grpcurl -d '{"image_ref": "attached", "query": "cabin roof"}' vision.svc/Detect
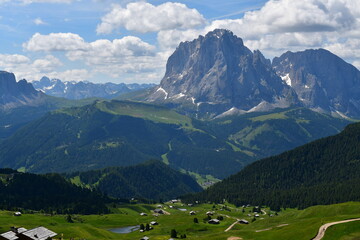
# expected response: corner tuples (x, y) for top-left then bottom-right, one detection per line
(20, 227), (57, 240)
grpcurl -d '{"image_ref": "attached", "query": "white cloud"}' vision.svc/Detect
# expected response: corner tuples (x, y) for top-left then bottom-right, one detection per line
(23, 33), (87, 52)
(33, 17), (46, 25)
(66, 36), (156, 64)
(0, 54), (64, 81)
(0, 54), (30, 65)
(32, 55), (63, 72)
(23, 32), (164, 83)
(96, 2), (205, 34)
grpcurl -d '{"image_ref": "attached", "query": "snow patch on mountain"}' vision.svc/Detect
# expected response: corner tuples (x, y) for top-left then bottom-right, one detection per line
(281, 74), (292, 86)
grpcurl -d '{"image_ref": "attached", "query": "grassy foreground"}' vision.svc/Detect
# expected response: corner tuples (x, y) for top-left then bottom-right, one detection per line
(0, 202), (359, 239)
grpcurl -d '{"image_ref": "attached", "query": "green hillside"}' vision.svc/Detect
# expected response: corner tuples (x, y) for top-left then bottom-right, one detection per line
(199, 107), (350, 159)
(0, 100), (251, 178)
(183, 122), (360, 209)
(0, 96), (99, 139)
(0, 169), (108, 214)
(68, 160), (202, 201)
(0, 101), (351, 182)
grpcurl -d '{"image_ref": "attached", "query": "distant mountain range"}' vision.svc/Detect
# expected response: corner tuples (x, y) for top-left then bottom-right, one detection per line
(0, 71), (97, 138)
(32, 76), (156, 100)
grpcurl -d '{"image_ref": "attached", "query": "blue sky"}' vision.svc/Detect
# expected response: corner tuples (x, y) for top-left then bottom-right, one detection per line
(0, 0), (359, 83)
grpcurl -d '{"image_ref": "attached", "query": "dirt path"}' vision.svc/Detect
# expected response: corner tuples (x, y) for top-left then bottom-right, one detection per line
(225, 220), (240, 232)
(255, 224), (289, 233)
(227, 237), (242, 240)
(312, 218), (360, 240)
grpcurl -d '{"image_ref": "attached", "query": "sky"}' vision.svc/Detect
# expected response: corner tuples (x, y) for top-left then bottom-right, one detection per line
(0, 0), (359, 84)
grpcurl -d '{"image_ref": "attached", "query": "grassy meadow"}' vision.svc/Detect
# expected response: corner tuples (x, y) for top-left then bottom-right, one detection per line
(1, 202), (360, 240)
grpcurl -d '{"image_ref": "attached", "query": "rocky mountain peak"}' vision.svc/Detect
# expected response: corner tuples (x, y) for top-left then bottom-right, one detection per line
(0, 71), (43, 110)
(147, 29), (298, 117)
(273, 49), (360, 118)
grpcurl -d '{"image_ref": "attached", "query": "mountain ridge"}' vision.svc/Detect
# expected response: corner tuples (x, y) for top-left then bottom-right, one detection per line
(0, 71), (46, 110)
(273, 48), (360, 118)
(146, 29), (299, 118)
(33, 76), (156, 100)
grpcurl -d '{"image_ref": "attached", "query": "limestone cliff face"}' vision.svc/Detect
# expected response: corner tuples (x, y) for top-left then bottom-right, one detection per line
(273, 49), (360, 118)
(0, 71), (44, 110)
(147, 29), (298, 117)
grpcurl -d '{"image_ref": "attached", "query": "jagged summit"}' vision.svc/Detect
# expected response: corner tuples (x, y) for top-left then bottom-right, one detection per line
(273, 48), (360, 118)
(32, 76), (155, 100)
(147, 29), (298, 118)
(0, 71), (43, 110)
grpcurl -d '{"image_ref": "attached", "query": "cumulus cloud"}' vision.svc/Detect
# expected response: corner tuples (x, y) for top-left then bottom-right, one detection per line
(96, 2), (205, 34)
(23, 33), (87, 51)
(0, 54), (64, 81)
(66, 36), (156, 64)
(23, 32), (163, 82)
(0, 54), (31, 65)
(32, 55), (63, 72)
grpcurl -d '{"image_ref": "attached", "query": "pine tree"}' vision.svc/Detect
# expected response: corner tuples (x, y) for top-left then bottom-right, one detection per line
(170, 229), (177, 238)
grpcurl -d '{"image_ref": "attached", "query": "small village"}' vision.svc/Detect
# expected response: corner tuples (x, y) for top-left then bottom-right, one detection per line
(0, 200), (279, 240)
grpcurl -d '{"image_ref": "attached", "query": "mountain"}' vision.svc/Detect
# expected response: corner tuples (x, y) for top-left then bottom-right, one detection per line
(33, 76), (156, 100)
(0, 169), (108, 214)
(68, 160), (202, 201)
(0, 100), (252, 179)
(0, 71), (45, 110)
(273, 49), (360, 118)
(183, 122), (360, 210)
(0, 71), (102, 139)
(146, 29), (298, 118)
